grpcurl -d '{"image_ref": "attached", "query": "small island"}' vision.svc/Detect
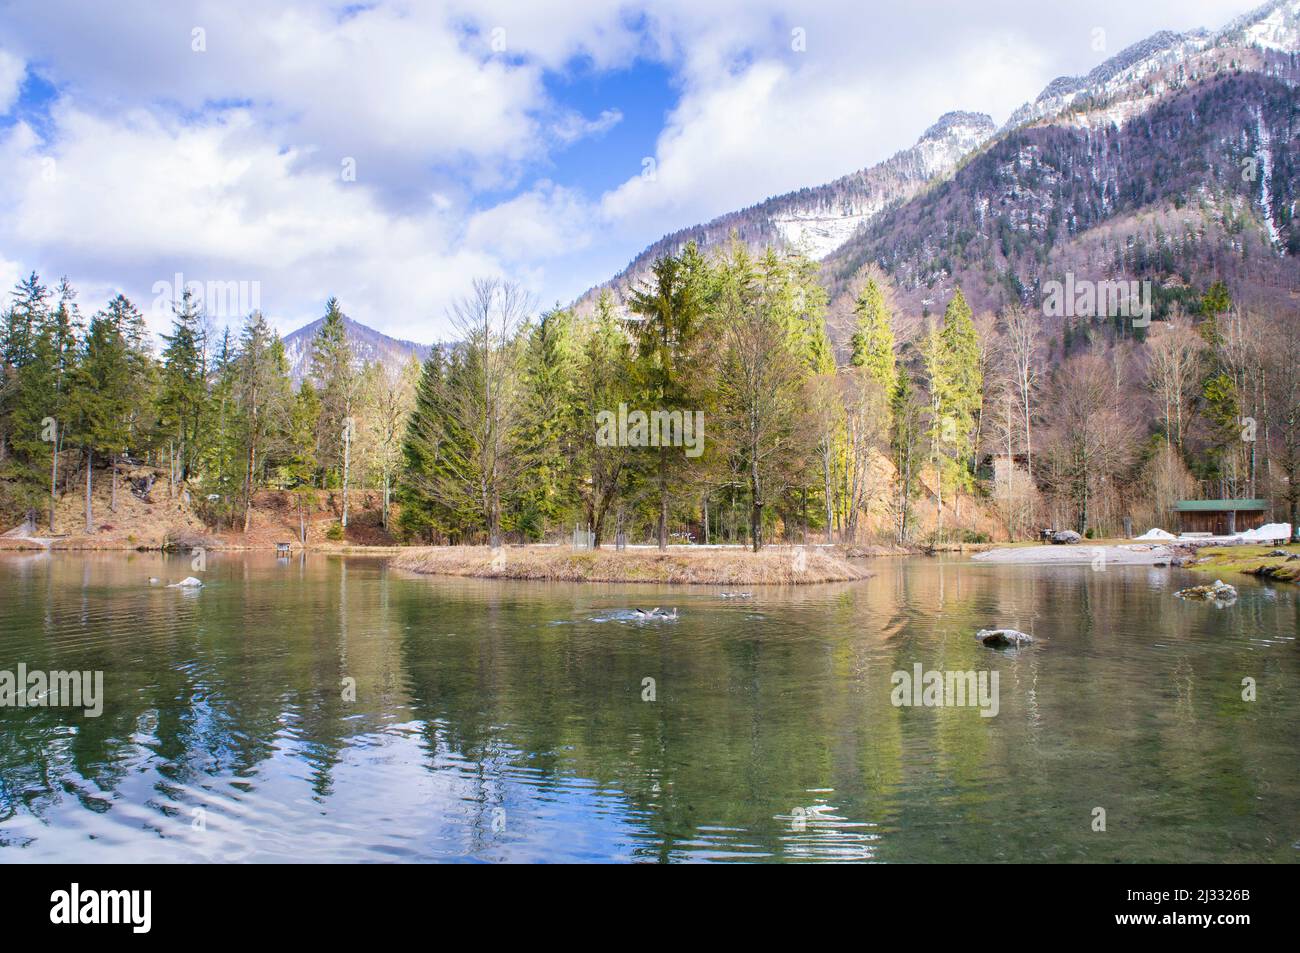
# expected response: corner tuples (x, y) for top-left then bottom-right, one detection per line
(389, 544), (868, 585)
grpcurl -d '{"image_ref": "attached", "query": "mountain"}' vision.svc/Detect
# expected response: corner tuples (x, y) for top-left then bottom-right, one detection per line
(578, 109), (996, 308)
(819, 0), (1300, 325)
(281, 314), (431, 383)
(582, 0), (1300, 344)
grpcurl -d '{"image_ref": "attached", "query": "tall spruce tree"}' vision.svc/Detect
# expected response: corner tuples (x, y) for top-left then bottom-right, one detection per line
(849, 278), (897, 392)
(157, 289), (208, 486)
(627, 243), (711, 550)
(924, 288), (983, 536)
(310, 297), (357, 526)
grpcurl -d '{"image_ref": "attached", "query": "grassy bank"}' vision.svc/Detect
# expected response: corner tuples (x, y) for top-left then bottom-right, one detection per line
(389, 544), (870, 585)
(1187, 543), (1300, 582)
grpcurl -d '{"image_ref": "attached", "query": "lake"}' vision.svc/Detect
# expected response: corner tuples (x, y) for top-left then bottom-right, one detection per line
(0, 551), (1296, 862)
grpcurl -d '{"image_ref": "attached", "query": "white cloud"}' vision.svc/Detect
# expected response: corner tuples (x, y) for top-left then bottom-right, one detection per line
(466, 181), (595, 263)
(0, 0), (1270, 342)
(0, 103), (503, 341)
(552, 107), (623, 145)
(0, 48), (24, 114)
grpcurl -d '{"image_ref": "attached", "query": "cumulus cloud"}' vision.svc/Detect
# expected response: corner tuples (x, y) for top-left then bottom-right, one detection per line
(0, 102), (502, 341)
(0, 0), (1268, 342)
(0, 48), (24, 114)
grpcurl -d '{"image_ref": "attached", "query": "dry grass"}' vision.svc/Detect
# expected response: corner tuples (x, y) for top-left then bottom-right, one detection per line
(389, 545), (870, 585)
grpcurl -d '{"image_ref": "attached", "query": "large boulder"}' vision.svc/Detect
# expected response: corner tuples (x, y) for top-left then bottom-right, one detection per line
(1051, 530), (1082, 545)
(976, 628), (1034, 648)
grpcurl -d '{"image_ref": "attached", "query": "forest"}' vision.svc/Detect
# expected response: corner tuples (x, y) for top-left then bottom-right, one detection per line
(1, 239), (1298, 550)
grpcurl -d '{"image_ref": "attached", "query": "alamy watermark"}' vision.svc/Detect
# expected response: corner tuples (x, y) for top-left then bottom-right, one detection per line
(891, 664), (999, 718)
(1, 663), (104, 717)
(151, 272), (261, 319)
(596, 403), (704, 458)
(50, 884), (150, 933)
(1042, 274), (1151, 328)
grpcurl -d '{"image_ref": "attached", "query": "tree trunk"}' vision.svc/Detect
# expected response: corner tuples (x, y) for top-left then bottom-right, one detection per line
(341, 423), (351, 529)
(823, 453), (834, 544)
(750, 499), (762, 553)
(84, 449), (93, 534)
(243, 443), (256, 533)
(49, 428), (59, 533)
(110, 453), (118, 513)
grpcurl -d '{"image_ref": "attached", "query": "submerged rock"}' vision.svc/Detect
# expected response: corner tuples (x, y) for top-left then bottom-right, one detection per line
(168, 576), (204, 589)
(976, 628), (1034, 648)
(1175, 579), (1237, 605)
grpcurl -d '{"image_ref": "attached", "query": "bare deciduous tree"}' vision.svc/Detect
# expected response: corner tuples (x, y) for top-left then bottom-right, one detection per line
(1144, 311), (1204, 452)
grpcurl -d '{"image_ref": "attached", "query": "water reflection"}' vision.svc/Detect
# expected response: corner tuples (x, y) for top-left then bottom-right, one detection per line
(0, 552), (1297, 862)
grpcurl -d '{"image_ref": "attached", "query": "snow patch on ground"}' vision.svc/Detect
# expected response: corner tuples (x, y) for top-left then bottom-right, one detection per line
(1255, 108), (1283, 247)
(1134, 528), (1177, 540)
(1237, 522), (1292, 541)
(972, 545), (1174, 565)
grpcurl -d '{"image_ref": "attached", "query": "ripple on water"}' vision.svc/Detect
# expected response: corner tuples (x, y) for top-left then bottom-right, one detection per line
(0, 553), (1297, 862)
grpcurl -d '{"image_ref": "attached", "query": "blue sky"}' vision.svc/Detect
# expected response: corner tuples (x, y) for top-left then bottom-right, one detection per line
(0, 0), (1264, 342)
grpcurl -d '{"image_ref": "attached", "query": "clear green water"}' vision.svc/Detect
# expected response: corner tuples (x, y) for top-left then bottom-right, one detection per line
(0, 551), (1296, 863)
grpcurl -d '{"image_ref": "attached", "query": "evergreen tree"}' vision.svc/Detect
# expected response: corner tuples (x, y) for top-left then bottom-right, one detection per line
(309, 297), (357, 524)
(232, 312), (293, 530)
(575, 291), (634, 546)
(849, 278), (897, 392)
(285, 380), (323, 488)
(627, 242), (712, 550)
(157, 290), (208, 484)
(67, 304), (136, 532)
(516, 305), (581, 539)
(924, 288), (983, 535)
(889, 368), (924, 544)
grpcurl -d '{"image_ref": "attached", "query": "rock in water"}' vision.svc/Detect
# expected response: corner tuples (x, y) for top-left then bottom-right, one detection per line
(168, 576), (204, 589)
(1174, 579), (1237, 605)
(976, 628), (1034, 648)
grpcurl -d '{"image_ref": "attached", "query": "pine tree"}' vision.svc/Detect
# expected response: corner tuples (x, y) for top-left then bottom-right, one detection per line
(285, 379), (323, 488)
(309, 297), (357, 525)
(925, 288), (984, 536)
(98, 295), (152, 512)
(889, 368), (924, 544)
(396, 344), (478, 542)
(397, 347), (449, 541)
(67, 304), (136, 533)
(1, 272), (51, 369)
(575, 291), (633, 546)
(232, 312), (292, 531)
(627, 243), (711, 550)
(516, 305), (581, 539)
(157, 290), (208, 486)
(849, 278), (897, 392)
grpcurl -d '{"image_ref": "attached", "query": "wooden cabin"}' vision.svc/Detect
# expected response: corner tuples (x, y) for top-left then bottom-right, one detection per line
(1174, 500), (1269, 535)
